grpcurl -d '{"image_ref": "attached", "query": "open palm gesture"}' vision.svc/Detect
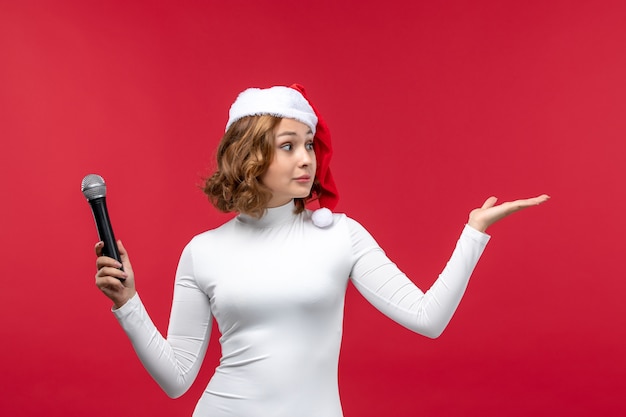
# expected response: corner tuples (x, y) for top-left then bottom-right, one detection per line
(468, 194), (550, 233)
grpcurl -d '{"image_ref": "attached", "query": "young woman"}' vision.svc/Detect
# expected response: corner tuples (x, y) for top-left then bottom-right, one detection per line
(95, 84), (549, 417)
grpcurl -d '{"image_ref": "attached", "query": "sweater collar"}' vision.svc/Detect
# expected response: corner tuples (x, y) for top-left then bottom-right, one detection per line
(236, 200), (297, 228)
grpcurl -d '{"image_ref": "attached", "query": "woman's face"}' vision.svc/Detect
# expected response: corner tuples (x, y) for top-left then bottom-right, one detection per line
(260, 118), (316, 208)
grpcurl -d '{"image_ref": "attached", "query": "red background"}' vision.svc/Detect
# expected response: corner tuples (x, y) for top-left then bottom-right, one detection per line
(1, 1), (625, 416)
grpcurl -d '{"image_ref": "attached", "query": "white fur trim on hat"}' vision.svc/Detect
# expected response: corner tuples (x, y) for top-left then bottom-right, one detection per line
(226, 86), (318, 134)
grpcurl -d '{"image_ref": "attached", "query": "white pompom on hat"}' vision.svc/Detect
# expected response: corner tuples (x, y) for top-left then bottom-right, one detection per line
(226, 86), (318, 135)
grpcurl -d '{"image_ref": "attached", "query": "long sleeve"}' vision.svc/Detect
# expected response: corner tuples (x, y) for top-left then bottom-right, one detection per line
(349, 220), (490, 338)
(112, 243), (213, 398)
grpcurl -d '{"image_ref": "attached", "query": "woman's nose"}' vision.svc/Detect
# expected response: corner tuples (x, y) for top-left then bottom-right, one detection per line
(298, 146), (313, 166)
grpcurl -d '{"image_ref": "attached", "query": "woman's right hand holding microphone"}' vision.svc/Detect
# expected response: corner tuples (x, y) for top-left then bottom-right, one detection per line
(95, 240), (136, 309)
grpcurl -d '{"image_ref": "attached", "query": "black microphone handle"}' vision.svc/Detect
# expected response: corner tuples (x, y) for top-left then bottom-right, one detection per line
(90, 197), (123, 269)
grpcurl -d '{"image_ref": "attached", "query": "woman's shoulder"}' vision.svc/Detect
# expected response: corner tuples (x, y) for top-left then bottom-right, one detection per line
(185, 216), (239, 246)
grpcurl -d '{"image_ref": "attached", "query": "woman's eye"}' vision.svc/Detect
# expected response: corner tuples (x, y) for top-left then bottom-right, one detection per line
(306, 142), (314, 151)
(280, 143), (293, 151)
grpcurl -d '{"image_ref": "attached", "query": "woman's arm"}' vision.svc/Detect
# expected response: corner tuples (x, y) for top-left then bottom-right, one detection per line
(349, 221), (488, 338)
(96, 241), (213, 398)
(348, 195), (549, 338)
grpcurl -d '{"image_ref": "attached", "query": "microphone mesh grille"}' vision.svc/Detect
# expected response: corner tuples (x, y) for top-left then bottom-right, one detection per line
(81, 174), (107, 201)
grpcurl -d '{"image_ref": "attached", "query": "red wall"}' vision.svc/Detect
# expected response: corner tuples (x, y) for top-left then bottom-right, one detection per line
(1, 1), (625, 416)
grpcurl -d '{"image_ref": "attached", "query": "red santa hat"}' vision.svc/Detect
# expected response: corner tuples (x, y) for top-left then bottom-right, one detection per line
(226, 84), (339, 220)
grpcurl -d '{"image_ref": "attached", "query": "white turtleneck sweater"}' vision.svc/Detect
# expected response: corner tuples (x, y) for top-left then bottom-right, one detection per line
(113, 201), (490, 416)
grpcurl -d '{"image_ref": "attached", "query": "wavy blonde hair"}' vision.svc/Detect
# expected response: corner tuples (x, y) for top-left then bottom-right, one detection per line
(204, 115), (320, 218)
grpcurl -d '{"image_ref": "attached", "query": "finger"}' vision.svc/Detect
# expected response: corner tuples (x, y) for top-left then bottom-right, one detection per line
(117, 240), (128, 261)
(96, 256), (123, 270)
(96, 273), (126, 289)
(532, 194), (550, 204)
(96, 265), (128, 281)
(96, 276), (126, 292)
(116, 240), (133, 273)
(94, 241), (104, 257)
(481, 196), (498, 209)
(514, 194), (551, 209)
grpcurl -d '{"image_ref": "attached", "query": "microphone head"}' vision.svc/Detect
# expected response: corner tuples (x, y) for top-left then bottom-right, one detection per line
(81, 174), (107, 201)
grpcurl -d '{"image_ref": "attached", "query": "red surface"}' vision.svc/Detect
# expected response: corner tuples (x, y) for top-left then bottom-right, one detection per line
(1, 1), (625, 416)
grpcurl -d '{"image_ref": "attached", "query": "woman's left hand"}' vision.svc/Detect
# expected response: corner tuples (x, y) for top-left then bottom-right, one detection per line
(468, 194), (550, 233)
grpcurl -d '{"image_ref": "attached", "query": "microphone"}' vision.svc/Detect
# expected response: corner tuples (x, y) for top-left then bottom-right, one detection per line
(81, 174), (124, 279)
